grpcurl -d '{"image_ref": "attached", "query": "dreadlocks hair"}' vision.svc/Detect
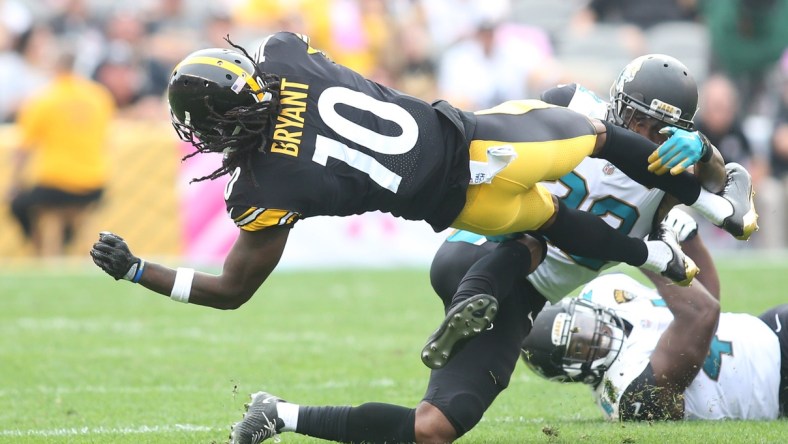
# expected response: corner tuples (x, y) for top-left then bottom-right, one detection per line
(185, 36), (282, 183)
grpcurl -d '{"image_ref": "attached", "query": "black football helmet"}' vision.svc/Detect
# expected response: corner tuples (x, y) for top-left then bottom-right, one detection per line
(168, 47), (270, 146)
(609, 54), (698, 131)
(521, 298), (625, 385)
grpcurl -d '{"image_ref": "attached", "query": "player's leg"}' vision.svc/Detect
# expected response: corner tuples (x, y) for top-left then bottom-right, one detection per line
(229, 391), (418, 444)
(422, 234), (544, 369)
(757, 304), (788, 417)
(228, 238), (542, 444)
(453, 166), (696, 278)
(418, 274), (546, 441)
(594, 120), (757, 240)
(227, 239), (501, 444)
(455, 101), (755, 240)
(452, 100), (601, 235)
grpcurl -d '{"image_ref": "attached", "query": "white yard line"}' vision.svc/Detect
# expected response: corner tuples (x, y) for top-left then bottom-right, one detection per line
(0, 424), (222, 437)
(0, 385), (214, 397)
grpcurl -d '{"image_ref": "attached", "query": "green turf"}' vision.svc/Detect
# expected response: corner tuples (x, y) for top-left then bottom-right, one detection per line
(1, 259), (787, 443)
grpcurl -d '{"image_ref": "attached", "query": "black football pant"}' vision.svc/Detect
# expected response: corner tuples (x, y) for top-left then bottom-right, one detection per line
(423, 238), (546, 435)
(294, 238), (545, 441)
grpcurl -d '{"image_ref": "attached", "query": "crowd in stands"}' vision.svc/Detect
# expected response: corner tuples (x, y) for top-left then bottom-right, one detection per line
(1, 0), (787, 251)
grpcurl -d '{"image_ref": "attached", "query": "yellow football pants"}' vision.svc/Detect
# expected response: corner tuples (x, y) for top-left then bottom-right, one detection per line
(451, 100), (598, 235)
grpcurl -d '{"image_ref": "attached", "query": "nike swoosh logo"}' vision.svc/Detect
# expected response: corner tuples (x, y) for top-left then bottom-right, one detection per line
(775, 314), (782, 333)
(262, 396), (278, 404)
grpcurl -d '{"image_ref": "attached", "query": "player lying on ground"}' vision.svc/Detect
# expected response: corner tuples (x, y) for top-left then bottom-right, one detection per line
(522, 213), (787, 420)
(421, 54), (757, 370)
(92, 35), (754, 313)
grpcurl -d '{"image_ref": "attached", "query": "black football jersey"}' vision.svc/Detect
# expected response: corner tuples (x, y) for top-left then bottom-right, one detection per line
(225, 32), (471, 232)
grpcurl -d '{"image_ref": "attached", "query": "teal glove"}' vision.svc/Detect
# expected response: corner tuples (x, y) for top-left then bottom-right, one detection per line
(647, 127), (712, 176)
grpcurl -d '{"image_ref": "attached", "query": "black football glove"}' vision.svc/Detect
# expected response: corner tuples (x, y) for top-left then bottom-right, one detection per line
(90, 231), (143, 281)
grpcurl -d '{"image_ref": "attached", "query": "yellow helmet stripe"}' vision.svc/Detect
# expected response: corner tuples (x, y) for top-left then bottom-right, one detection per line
(174, 56), (262, 92)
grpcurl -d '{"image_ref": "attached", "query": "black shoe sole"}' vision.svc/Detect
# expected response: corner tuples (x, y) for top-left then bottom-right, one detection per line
(421, 294), (498, 370)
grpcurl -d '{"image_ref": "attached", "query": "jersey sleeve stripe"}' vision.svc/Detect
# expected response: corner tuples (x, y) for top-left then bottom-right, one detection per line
(236, 208), (300, 231)
(234, 207), (265, 225)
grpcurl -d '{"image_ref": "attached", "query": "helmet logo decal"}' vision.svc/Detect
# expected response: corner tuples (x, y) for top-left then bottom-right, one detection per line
(231, 73), (248, 94)
(649, 99), (681, 121)
(613, 289), (635, 304)
(551, 313), (570, 345)
(615, 56), (645, 91)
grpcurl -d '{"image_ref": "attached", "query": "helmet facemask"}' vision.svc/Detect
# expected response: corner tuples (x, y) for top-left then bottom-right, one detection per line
(556, 299), (625, 385)
(522, 298), (625, 386)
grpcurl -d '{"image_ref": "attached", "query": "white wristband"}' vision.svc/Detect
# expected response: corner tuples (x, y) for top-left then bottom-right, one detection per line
(170, 267), (195, 303)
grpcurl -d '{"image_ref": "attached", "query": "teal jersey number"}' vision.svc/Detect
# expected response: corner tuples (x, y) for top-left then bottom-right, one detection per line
(702, 335), (733, 381)
(556, 171), (639, 270)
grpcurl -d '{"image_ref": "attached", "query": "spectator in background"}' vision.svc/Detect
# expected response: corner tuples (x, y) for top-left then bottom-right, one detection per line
(436, 17), (555, 110)
(91, 9), (168, 119)
(388, 9), (438, 102)
(0, 24), (52, 123)
(417, 0), (512, 51)
(694, 74), (783, 248)
(47, 0), (105, 78)
(695, 75), (753, 166)
(768, 68), (788, 247)
(92, 46), (146, 111)
(699, 0), (788, 115)
(8, 45), (115, 257)
(569, 0), (698, 64)
(572, 0), (698, 32)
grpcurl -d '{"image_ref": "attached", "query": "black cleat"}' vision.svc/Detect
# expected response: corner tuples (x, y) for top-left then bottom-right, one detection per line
(421, 294), (498, 370)
(229, 391), (285, 444)
(718, 162), (759, 241)
(649, 222), (699, 287)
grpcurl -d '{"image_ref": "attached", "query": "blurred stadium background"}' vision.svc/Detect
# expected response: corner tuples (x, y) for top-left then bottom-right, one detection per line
(1, 0), (787, 266)
(2, 1), (788, 443)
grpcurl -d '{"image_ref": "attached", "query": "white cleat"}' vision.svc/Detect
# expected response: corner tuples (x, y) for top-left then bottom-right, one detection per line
(719, 162), (759, 241)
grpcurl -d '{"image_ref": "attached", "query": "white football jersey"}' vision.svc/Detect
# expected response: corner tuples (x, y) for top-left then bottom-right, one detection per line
(582, 274), (781, 421)
(527, 85), (666, 301)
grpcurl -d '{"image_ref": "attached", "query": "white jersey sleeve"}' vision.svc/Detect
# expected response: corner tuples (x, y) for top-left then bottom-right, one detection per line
(527, 86), (666, 302)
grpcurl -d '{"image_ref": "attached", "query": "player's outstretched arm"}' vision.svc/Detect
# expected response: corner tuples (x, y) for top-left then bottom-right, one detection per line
(90, 228), (290, 309)
(640, 229), (720, 417)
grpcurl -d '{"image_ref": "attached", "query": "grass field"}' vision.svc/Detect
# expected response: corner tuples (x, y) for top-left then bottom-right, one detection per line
(1, 258), (787, 443)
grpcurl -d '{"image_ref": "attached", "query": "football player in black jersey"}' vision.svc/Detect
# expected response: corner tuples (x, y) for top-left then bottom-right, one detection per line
(91, 33), (750, 311)
(216, 52), (756, 444)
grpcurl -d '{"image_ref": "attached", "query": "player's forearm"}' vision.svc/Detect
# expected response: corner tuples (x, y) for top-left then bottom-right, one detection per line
(647, 269), (720, 391)
(646, 270), (720, 328)
(91, 230), (283, 310)
(136, 262), (255, 310)
(694, 146), (726, 194)
(680, 235), (720, 300)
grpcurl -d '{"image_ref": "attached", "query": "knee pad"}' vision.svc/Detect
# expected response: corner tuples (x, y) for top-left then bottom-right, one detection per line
(422, 370), (500, 436)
